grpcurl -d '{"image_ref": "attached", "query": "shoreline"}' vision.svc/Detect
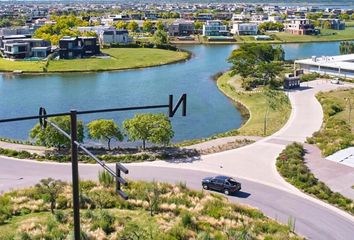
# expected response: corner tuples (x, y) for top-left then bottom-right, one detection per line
(0, 48), (192, 75)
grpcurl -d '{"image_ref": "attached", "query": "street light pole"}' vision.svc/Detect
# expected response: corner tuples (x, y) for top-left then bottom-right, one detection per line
(70, 110), (81, 240)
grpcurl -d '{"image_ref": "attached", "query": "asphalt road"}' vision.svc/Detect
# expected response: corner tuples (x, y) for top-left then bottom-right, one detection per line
(1, 157), (354, 240)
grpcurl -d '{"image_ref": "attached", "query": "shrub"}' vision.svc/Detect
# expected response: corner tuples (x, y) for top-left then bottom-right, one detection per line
(277, 143), (354, 215)
(98, 170), (114, 188)
(0, 196), (12, 224)
(300, 72), (320, 82)
(91, 210), (116, 234)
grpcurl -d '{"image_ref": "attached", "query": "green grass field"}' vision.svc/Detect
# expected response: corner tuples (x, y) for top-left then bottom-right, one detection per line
(268, 28), (354, 43)
(217, 72), (291, 136)
(0, 48), (189, 73)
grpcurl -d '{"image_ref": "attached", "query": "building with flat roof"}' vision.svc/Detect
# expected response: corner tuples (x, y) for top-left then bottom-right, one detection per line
(295, 54), (354, 79)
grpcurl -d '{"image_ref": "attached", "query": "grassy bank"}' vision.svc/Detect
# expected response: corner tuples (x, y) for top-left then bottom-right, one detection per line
(0, 179), (301, 239)
(0, 48), (190, 73)
(217, 72), (291, 136)
(268, 28), (354, 43)
(277, 143), (354, 215)
(307, 88), (354, 156)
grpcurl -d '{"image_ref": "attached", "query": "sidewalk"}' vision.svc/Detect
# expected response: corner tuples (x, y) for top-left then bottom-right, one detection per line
(304, 144), (354, 200)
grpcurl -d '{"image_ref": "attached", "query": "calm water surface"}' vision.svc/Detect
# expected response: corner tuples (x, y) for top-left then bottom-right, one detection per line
(0, 42), (342, 142)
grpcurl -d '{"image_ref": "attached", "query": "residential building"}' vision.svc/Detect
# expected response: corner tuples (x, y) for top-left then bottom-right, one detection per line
(295, 54), (354, 79)
(197, 13), (213, 21)
(285, 19), (318, 35)
(78, 26), (132, 45)
(168, 20), (195, 36)
(0, 27), (33, 37)
(202, 21), (228, 36)
(318, 19), (345, 30)
(0, 36), (51, 59)
(59, 36), (100, 59)
(231, 23), (258, 35)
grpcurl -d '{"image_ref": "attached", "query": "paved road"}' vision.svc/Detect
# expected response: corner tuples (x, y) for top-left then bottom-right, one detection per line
(1, 80), (354, 239)
(1, 157), (354, 240)
(131, 80), (354, 191)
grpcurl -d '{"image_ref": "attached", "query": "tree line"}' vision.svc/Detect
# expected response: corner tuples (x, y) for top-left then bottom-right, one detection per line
(30, 113), (174, 151)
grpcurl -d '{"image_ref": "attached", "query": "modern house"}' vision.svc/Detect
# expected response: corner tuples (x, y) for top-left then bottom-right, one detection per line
(317, 18), (345, 30)
(0, 36), (51, 59)
(197, 13), (213, 21)
(59, 36), (100, 59)
(168, 20), (195, 36)
(231, 23), (258, 35)
(202, 20), (228, 36)
(78, 26), (132, 45)
(295, 54), (354, 79)
(285, 19), (318, 35)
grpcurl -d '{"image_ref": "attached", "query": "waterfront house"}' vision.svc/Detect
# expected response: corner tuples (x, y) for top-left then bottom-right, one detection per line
(285, 19), (318, 35)
(231, 23), (258, 35)
(317, 18), (345, 30)
(168, 20), (195, 36)
(59, 36), (100, 59)
(78, 26), (132, 45)
(197, 13), (213, 22)
(202, 20), (228, 37)
(0, 36), (51, 59)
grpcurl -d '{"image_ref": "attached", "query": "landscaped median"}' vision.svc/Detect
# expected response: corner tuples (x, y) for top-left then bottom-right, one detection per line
(217, 71), (291, 136)
(0, 177), (302, 239)
(307, 88), (354, 156)
(0, 48), (190, 73)
(276, 143), (354, 215)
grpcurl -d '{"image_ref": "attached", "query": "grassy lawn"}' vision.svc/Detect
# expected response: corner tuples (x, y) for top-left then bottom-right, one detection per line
(0, 58), (45, 72)
(217, 72), (291, 136)
(0, 48), (189, 73)
(268, 28), (354, 43)
(308, 88), (354, 156)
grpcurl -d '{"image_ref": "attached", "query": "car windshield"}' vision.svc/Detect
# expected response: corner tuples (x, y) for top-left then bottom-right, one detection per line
(228, 178), (238, 185)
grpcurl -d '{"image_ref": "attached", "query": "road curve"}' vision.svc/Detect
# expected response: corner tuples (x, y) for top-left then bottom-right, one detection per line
(1, 157), (354, 240)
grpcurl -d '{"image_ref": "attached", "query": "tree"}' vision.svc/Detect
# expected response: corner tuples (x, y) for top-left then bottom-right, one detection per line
(36, 178), (65, 214)
(194, 21), (203, 30)
(87, 119), (123, 150)
(257, 61), (283, 86)
(127, 21), (139, 32)
(116, 21), (128, 30)
(228, 43), (284, 88)
(123, 113), (174, 150)
(153, 29), (169, 45)
(142, 20), (153, 32)
(30, 116), (84, 151)
(156, 20), (164, 31)
(144, 181), (161, 216)
(322, 20), (332, 29)
(339, 41), (354, 54)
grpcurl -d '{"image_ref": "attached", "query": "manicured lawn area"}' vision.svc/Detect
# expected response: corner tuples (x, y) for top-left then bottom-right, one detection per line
(268, 28), (354, 43)
(217, 72), (291, 136)
(308, 88), (354, 156)
(0, 58), (45, 72)
(0, 48), (190, 73)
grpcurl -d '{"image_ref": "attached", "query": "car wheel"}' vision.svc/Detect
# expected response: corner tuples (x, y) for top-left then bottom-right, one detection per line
(224, 189), (230, 195)
(203, 184), (208, 190)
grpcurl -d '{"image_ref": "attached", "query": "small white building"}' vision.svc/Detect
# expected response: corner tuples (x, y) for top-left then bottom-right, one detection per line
(231, 23), (258, 35)
(202, 20), (228, 36)
(295, 54), (354, 79)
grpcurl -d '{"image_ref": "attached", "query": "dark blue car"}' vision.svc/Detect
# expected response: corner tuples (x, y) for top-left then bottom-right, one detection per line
(202, 175), (241, 195)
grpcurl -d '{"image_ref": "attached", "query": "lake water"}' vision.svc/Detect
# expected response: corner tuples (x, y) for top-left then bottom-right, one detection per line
(0, 41), (342, 142)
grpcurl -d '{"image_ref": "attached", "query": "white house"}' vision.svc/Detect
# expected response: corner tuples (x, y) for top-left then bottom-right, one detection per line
(77, 26), (132, 45)
(231, 23), (258, 35)
(202, 20), (228, 36)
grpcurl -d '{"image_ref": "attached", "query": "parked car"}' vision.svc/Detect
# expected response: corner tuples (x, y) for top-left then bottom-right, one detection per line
(330, 78), (340, 84)
(202, 175), (241, 195)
